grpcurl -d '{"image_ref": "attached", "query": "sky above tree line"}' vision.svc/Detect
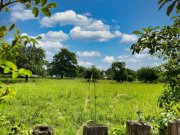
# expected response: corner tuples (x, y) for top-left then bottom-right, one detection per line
(1, 0), (175, 70)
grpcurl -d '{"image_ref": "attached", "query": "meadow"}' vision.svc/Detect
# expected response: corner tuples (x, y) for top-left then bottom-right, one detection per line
(0, 78), (163, 134)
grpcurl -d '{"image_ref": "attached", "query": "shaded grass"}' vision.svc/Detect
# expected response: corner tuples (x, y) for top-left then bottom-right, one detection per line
(0, 79), (163, 134)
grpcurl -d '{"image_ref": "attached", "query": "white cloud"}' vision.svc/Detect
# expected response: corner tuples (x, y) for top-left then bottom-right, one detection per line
(78, 61), (94, 68)
(37, 40), (64, 50)
(39, 31), (69, 42)
(37, 40), (65, 62)
(40, 10), (122, 42)
(120, 34), (138, 44)
(116, 53), (163, 70)
(40, 10), (90, 27)
(103, 56), (115, 63)
(70, 27), (120, 42)
(77, 51), (101, 57)
(10, 4), (36, 22)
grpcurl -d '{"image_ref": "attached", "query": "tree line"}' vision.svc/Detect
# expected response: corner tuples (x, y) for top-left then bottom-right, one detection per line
(0, 44), (164, 83)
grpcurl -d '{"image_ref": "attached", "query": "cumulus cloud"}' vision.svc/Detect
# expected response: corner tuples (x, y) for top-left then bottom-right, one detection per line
(40, 10), (123, 42)
(10, 4), (36, 22)
(76, 51), (101, 57)
(78, 61), (94, 68)
(103, 56), (115, 63)
(39, 31), (69, 42)
(70, 27), (120, 42)
(120, 34), (138, 44)
(40, 10), (90, 27)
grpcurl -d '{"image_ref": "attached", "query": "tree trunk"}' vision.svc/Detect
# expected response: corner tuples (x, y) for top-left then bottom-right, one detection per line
(83, 124), (108, 135)
(25, 75), (28, 82)
(61, 74), (63, 79)
(126, 121), (151, 135)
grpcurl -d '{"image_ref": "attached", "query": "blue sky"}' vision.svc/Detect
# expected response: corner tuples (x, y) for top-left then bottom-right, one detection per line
(1, 0), (174, 70)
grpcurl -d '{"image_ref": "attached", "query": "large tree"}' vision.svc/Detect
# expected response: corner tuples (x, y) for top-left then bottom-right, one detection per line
(108, 62), (127, 82)
(126, 68), (136, 82)
(84, 66), (102, 80)
(51, 48), (77, 79)
(16, 45), (46, 76)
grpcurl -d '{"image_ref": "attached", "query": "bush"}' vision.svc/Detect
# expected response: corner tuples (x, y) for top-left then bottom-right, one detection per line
(137, 67), (159, 82)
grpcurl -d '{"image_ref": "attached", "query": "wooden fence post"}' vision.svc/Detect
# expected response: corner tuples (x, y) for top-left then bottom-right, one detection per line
(32, 126), (53, 135)
(168, 120), (180, 135)
(126, 121), (151, 135)
(83, 124), (108, 135)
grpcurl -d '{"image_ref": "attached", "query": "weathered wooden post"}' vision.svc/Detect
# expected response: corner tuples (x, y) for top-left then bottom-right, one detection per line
(83, 124), (108, 135)
(168, 120), (180, 135)
(32, 126), (53, 135)
(126, 121), (151, 135)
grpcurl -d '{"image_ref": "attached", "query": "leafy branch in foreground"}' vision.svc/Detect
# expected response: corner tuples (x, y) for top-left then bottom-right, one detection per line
(0, 0), (57, 17)
(131, 0), (180, 111)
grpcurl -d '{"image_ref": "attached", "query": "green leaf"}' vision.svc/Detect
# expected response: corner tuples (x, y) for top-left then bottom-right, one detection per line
(35, 36), (42, 40)
(141, 28), (148, 32)
(4, 7), (9, 12)
(30, 38), (38, 45)
(9, 24), (15, 31)
(171, 16), (177, 19)
(132, 31), (143, 35)
(166, 1), (176, 16)
(20, 0), (28, 3)
(32, 7), (39, 17)
(0, 26), (7, 38)
(35, 0), (40, 5)
(26, 3), (31, 9)
(4, 61), (17, 71)
(42, 7), (51, 16)
(25, 70), (32, 77)
(12, 72), (18, 79)
(46, 2), (57, 8)
(41, 0), (47, 7)
(19, 68), (32, 77)
(158, 0), (168, 10)
(158, 0), (164, 5)
(4, 67), (10, 74)
(18, 68), (26, 75)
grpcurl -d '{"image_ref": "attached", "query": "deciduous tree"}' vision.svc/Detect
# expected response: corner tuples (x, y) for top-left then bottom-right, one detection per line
(51, 48), (77, 79)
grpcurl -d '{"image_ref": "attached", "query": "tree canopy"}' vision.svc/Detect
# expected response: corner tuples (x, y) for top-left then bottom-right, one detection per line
(50, 48), (78, 79)
(137, 67), (159, 83)
(108, 62), (127, 82)
(16, 45), (46, 76)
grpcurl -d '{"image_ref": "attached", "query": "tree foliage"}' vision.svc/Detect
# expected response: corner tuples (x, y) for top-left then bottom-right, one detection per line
(126, 68), (136, 82)
(16, 45), (46, 76)
(137, 67), (159, 83)
(131, 0), (180, 111)
(108, 62), (127, 82)
(50, 48), (78, 79)
(0, 0), (57, 78)
(84, 66), (102, 80)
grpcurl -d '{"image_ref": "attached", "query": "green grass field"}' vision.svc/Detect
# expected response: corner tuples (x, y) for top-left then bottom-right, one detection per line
(0, 79), (163, 134)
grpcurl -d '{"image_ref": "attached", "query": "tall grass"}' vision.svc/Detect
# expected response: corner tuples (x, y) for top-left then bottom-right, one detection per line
(0, 79), (163, 134)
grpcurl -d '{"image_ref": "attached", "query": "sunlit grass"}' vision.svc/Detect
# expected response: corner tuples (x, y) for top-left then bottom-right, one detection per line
(1, 79), (163, 134)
